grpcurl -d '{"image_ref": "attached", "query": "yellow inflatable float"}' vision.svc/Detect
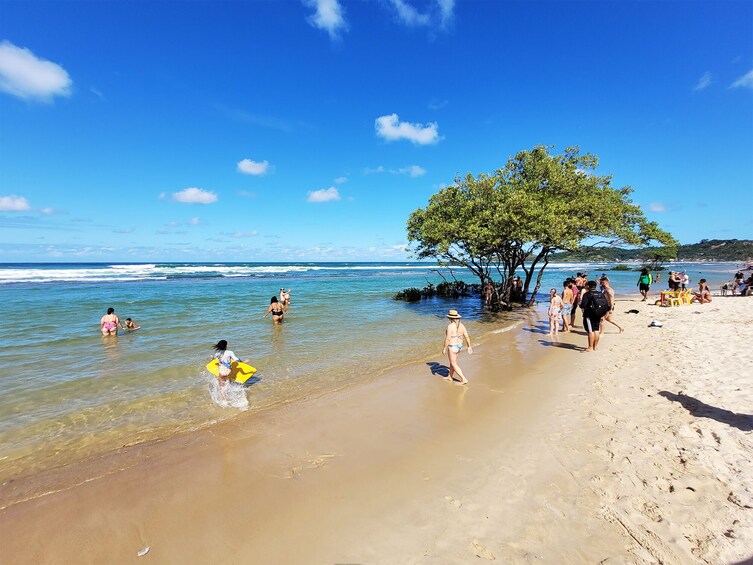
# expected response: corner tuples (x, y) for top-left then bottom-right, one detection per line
(205, 359), (257, 384)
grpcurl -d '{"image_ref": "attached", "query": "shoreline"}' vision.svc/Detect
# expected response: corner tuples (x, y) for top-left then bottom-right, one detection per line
(0, 306), (537, 490)
(2, 296), (752, 563)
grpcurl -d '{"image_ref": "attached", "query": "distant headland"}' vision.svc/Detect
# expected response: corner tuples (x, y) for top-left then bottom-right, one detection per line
(552, 239), (753, 263)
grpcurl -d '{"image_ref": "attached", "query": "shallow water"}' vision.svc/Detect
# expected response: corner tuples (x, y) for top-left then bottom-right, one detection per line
(0, 261), (741, 479)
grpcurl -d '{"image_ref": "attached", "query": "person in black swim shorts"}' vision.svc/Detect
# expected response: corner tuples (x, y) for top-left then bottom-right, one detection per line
(579, 281), (602, 352)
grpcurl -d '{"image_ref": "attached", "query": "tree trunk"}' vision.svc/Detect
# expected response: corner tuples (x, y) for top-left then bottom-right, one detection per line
(526, 255), (550, 306)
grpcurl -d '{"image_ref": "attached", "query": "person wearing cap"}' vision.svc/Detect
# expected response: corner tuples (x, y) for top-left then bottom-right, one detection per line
(280, 288), (291, 309)
(442, 309), (473, 384)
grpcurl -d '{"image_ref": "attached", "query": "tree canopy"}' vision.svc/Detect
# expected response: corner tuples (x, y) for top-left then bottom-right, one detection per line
(406, 145), (678, 307)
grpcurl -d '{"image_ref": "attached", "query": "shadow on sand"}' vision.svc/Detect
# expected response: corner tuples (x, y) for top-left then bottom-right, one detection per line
(426, 361), (450, 378)
(537, 339), (584, 351)
(522, 324), (550, 335)
(658, 391), (753, 432)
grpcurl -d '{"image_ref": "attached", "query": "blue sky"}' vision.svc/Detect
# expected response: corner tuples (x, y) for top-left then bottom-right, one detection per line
(0, 0), (751, 262)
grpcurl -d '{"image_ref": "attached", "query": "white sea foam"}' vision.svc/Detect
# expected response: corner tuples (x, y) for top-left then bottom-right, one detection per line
(0, 262), (437, 284)
(208, 379), (249, 410)
(492, 322), (522, 334)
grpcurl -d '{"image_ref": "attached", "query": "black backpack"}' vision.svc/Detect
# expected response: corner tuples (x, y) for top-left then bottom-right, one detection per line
(586, 290), (611, 318)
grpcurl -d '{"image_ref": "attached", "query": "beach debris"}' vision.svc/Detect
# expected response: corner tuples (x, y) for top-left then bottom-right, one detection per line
(137, 547), (150, 557)
(648, 320), (663, 328)
(626, 309), (640, 314)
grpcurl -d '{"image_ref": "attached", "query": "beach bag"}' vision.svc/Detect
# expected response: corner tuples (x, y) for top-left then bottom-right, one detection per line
(586, 290), (611, 318)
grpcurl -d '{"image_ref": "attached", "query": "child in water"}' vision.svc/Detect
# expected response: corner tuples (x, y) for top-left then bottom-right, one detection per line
(212, 340), (250, 407)
(123, 318), (140, 331)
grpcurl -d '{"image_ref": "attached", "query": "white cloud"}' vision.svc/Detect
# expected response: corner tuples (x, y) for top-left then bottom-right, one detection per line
(693, 72), (712, 91)
(40, 207), (54, 215)
(189, 217), (200, 225)
(237, 158), (270, 175)
(375, 113), (440, 145)
(387, 0), (454, 28)
(334, 176), (348, 184)
(307, 186), (341, 203)
(364, 166), (387, 175)
(0, 195), (31, 211)
(230, 230), (258, 238)
(436, 0), (455, 26)
(304, 0), (347, 39)
(172, 187), (218, 204)
(0, 41), (72, 102)
(730, 68), (753, 89)
(649, 202), (666, 213)
(390, 0), (430, 26)
(398, 165), (427, 177)
(365, 165), (426, 177)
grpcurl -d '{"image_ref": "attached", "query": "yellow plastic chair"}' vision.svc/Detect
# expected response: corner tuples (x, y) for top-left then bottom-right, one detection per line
(668, 291), (682, 307)
(681, 290), (693, 305)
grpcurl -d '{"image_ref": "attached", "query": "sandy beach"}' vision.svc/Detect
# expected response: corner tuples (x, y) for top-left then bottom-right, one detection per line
(1, 294), (751, 564)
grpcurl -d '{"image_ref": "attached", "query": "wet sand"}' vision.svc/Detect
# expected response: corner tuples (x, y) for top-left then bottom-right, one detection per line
(1, 296), (751, 563)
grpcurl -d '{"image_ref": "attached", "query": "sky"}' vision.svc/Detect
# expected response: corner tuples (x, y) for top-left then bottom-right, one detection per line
(0, 0), (751, 263)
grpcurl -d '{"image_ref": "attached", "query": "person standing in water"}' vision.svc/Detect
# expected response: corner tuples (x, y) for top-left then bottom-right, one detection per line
(212, 340), (249, 404)
(100, 307), (124, 336)
(263, 296), (285, 323)
(280, 288), (291, 309)
(442, 309), (472, 385)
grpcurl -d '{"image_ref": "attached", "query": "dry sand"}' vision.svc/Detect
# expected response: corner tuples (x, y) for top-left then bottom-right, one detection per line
(1, 295), (751, 564)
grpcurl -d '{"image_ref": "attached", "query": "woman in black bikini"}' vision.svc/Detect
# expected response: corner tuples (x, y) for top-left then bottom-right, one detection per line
(263, 296), (285, 323)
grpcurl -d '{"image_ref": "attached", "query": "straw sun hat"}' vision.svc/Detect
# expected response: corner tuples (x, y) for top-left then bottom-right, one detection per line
(447, 309), (462, 319)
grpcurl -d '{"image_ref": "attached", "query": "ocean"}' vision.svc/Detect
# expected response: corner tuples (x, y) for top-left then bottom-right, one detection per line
(0, 261), (742, 481)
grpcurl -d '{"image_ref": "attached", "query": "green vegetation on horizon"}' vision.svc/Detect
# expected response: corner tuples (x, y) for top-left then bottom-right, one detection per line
(552, 239), (753, 262)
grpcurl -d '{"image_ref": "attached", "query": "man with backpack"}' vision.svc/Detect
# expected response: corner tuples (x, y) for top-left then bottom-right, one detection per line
(579, 280), (611, 352)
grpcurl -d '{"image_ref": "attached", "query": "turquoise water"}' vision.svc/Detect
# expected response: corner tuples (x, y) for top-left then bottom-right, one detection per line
(0, 261), (741, 480)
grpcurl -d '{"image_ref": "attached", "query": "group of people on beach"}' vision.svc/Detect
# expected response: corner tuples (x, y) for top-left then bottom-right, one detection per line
(99, 308), (140, 335)
(547, 272), (622, 352)
(723, 271), (753, 296)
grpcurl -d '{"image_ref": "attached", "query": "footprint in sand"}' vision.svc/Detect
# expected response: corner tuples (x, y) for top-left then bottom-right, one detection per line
(471, 540), (496, 560)
(445, 495), (462, 508)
